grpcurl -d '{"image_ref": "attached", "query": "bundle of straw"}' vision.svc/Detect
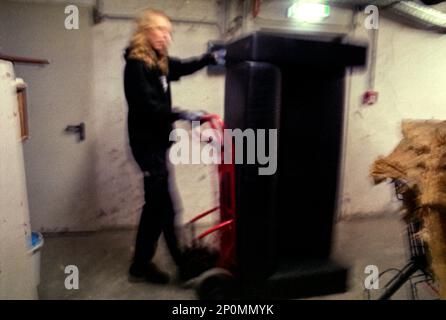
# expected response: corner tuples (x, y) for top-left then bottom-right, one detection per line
(370, 120), (446, 299)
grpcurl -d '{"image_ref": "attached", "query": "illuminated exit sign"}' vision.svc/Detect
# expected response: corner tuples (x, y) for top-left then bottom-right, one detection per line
(287, 1), (331, 22)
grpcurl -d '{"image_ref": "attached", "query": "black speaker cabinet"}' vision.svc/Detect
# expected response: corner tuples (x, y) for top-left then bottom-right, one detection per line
(223, 32), (367, 299)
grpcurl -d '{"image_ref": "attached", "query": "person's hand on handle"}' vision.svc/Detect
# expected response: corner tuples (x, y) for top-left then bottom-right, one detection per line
(212, 49), (226, 66)
(203, 49), (226, 66)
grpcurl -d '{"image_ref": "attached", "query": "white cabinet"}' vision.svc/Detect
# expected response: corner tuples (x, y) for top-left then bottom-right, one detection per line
(0, 59), (37, 299)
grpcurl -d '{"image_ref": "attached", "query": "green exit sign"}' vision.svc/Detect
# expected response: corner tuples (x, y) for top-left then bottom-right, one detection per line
(287, 1), (331, 22)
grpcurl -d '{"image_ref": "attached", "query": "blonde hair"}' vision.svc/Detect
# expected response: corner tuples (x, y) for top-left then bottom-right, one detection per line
(128, 9), (170, 75)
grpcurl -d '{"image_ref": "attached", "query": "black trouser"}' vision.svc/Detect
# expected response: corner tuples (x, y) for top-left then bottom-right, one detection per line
(131, 148), (182, 267)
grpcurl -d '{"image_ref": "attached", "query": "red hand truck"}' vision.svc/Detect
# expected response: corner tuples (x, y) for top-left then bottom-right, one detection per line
(181, 114), (238, 298)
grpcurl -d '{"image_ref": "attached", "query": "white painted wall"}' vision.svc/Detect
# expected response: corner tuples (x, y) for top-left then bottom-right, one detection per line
(340, 11), (446, 219)
(0, 2), (103, 232)
(0, 60), (37, 299)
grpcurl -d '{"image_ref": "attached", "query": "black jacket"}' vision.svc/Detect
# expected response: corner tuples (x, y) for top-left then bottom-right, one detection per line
(123, 48), (214, 153)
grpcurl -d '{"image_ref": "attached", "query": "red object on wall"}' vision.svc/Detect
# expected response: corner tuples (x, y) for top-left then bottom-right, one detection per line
(253, 0), (261, 18)
(363, 90), (379, 105)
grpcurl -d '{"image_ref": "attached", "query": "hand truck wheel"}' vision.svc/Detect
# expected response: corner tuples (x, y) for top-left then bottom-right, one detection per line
(196, 268), (235, 300)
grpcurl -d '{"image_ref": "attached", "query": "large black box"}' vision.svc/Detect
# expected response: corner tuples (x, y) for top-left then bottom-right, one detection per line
(224, 32), (367, 298)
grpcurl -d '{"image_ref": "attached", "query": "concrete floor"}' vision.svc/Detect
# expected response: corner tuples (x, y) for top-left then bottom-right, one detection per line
(37, 214), (438, 300)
